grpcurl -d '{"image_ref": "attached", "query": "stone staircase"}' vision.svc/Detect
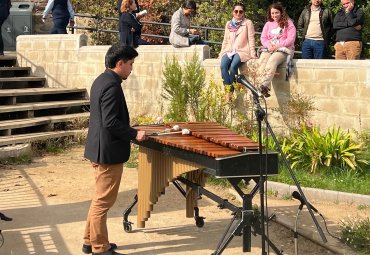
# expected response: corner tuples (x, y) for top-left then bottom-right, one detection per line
(0, 54), (90, 149)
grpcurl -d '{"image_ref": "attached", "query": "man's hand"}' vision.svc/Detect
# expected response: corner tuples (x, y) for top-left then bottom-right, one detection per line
(136, 130), (146, 142)
(345, 1), (354, 13)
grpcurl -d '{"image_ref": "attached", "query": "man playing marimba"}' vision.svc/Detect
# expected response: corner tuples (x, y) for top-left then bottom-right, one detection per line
(82, 44), (145, 255)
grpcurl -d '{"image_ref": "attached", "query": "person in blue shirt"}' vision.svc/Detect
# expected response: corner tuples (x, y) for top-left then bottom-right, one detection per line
(42, 0), (75, 34)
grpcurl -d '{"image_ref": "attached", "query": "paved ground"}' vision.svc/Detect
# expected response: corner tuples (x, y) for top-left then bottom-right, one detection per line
(0, 146), (362, 255)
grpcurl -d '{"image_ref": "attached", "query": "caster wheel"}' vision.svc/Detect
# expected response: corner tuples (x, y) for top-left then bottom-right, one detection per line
(195, 217), (204, 228)
(123, 222), (132, 233)
(0, 231), (4, 248)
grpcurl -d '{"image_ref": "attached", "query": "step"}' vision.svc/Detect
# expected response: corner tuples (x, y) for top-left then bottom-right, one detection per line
(0, 99), (90, 113)
(0, 55), (17, 67)
(0, 130), (87, 147)
(0, 112), (90, 136)
(0, 67), (31, 77)
(0, 87), (87, 96)
(0, 88), (88, 105)
(0, 77), (46, 89)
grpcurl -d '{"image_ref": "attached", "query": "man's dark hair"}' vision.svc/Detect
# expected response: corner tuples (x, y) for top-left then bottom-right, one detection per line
(105, 43), (139, 68)
(182, 0), (196, 11)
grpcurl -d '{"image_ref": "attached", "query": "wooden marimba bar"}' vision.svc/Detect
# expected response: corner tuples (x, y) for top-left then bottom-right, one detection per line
(133, 122), (265, 228)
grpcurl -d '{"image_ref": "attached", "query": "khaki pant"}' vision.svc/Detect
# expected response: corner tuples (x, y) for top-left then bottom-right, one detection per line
(83, 163), (124, 254)
(257, 51), (288, 88)
(334, 41), (362, 60)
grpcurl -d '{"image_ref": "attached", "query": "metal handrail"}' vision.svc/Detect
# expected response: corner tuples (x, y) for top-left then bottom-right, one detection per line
(72, 13), (369, 52)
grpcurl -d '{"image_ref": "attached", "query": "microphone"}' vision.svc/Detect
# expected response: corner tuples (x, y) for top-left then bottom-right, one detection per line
(292, 191), (319, 213)
(236, 74), (261, 97)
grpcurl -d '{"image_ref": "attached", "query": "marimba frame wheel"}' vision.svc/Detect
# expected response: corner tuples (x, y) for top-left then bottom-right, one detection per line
(195, 216), (205, 228)
(0, 230), (4, 248)
(123, 222), (133, 233)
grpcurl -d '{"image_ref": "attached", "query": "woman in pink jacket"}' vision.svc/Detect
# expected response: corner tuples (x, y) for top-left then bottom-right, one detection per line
(257, 2), (296, 97)
(219, 2), (256, 92)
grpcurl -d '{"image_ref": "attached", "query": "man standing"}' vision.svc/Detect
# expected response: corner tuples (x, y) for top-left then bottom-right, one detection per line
(83, 44), (145, 255)
(333, 0), (364, 60)
(297, 0), (333, 59)
(0, 0), (11, 55)
(42, 0), (75, 34)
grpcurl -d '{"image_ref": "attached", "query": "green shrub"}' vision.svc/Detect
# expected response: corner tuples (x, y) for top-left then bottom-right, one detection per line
(282, 125), (369, 173)
(340, 216), (370, 253)
(161, 55), (187, 122)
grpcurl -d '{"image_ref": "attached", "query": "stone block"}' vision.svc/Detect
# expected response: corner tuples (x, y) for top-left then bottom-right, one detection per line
(315, 69), (343, 82)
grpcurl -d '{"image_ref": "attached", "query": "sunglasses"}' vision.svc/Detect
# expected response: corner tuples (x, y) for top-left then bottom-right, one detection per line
(233, 10), (244, 14)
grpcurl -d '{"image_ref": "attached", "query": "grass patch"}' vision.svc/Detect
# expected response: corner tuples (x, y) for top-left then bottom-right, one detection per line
(340, 216), (370, 254)
(270, 164), (370, 195)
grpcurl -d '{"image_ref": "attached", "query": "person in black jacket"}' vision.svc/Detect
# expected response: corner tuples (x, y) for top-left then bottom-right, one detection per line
(82, 44), (145, 255)
(119, 0), (142, 48)
(42, 0), (75, 34)
(333, 0), (364, 59)
(297, 0), (333, 59)
(0, 0), (11, 55)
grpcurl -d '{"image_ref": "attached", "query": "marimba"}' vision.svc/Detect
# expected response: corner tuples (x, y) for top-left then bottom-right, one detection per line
(123, 122), (279, 254)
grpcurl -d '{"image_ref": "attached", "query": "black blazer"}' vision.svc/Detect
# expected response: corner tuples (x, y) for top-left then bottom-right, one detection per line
(84, 69), (137, 164)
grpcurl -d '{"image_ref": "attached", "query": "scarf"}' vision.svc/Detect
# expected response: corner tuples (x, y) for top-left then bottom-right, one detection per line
(227, 18), (244, 32)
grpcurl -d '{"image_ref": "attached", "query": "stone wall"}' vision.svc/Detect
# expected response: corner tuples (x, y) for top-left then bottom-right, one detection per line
(16, 34), (370, 131)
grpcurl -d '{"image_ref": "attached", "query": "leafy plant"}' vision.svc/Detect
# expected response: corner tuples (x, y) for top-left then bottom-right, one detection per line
(282, 125), (369, 173)
(183, 52), (206, 121)
(161, 52), (207, 122)
(161, 55), (187, 122)
(340, 216), (370, 254)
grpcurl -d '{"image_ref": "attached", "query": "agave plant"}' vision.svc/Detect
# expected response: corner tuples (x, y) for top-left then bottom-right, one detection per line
(282, 125), (369, 173)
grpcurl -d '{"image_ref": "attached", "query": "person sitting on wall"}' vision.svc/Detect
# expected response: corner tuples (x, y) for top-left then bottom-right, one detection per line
(169, 0), (205, 47)
(42, 0), (75, 34)
(256, 2), (296, 98)
(219, 2), (256, 94)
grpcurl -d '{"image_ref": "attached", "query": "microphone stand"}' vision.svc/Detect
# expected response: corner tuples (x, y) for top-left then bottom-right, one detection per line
(293, 202), (304, 255)
(252, 94), (268, 255)
(252, 95), (328, 246)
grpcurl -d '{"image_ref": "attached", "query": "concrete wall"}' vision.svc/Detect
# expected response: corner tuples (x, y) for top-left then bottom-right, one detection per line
(16, 34), (370, 131)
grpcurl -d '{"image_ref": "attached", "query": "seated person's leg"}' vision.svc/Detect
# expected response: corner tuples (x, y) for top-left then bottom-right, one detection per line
(229, 54), (241, 84)
(220, 54), (232, 86)
(263, 51), (286, 85)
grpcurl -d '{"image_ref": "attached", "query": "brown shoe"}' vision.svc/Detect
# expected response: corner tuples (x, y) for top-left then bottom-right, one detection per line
(259, 85), (271, 98)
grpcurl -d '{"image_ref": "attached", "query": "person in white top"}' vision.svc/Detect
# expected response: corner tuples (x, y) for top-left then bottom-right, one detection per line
(42, 0), (75, 34)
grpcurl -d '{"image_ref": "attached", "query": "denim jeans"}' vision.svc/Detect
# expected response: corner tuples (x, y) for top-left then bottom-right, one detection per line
(301, 39), (326, 59)
(220, 53), (241, 86)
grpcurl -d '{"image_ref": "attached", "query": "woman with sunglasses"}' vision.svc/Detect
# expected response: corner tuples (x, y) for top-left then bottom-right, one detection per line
(220, 2), (256, 93)
(257, 2), (296, 97)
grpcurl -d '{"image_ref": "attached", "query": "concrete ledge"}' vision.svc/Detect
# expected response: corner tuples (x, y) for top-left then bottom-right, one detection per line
(267, 181), (370, 205)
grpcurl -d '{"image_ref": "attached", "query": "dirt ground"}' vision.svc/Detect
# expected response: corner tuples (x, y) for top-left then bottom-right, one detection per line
(0, 145), (369, 255)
